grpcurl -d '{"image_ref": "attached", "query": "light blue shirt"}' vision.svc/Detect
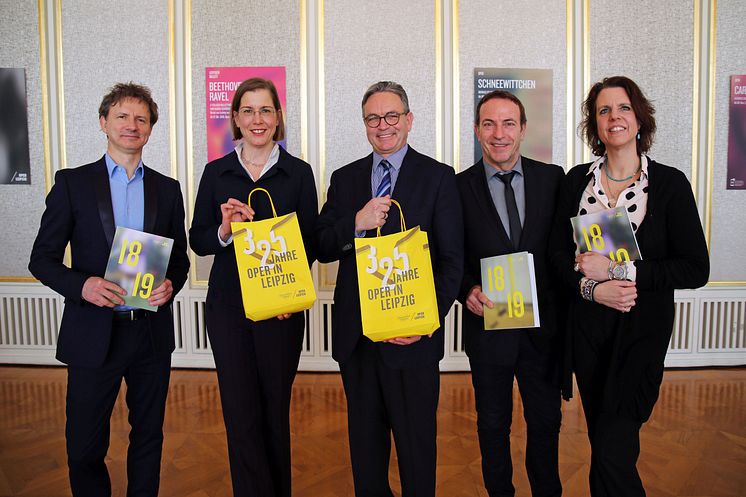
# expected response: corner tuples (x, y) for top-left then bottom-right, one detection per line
(105, 153), (145, 310)
(105, 153), (145, 231)
(484, 156), (526, 238)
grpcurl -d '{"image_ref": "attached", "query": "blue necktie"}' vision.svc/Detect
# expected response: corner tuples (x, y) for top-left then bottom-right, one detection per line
(375, 160), (392, 197)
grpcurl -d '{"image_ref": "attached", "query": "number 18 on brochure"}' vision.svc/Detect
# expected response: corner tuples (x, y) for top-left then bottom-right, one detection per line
(104, 227), (174, 311)
(479, 252), (540, 330)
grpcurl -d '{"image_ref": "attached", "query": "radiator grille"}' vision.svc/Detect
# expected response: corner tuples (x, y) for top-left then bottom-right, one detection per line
(191, 298), (212, 352)
(1, 290), (744, 368)
(320, 301), (333, 355)
(669, 299), (693, 352)
(173, 298), (185, 352)
(700, 299), (746, 351)
(0, 295), (60, 347)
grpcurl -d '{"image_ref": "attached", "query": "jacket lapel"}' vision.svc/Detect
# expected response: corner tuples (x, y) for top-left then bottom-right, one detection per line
(93, 158), (116, 248)
(142, 165), (158, 234)
(353, 155), (377, 237)
(519, 158), (539, 250)
(470, 161), (512, 248)
(388, 148), (417, 231)
(635, 156), (656, 240)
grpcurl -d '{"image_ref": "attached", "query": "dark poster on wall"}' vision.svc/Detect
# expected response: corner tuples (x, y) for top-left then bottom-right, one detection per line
(727, 75), (746, 190)
(0, 68), (31, 184)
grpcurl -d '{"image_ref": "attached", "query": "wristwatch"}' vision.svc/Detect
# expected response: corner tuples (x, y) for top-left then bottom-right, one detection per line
(609, 262), (628, 281)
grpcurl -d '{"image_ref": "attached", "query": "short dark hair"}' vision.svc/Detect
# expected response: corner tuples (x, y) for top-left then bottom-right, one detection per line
(361, 81), (410, 115)
(580, 75), (656, 156)
(98, 82), (158, 125)
(474, 90), (527, 126)
(230, 78), (285, 142)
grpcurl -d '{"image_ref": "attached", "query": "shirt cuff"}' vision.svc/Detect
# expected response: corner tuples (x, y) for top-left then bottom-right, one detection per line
(218, 226), (233, 247)
(354, 230), (366, 238)
(627, 261), (637, 282)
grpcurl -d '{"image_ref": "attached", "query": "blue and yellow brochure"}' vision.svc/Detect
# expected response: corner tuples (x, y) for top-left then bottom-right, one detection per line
(480, 251), (540, 330)
(570, 206), (642, 262)
(104, 227), (173, 311)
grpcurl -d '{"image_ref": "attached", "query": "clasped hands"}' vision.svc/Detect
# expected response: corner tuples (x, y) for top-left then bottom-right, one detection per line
(575, 252), (637, 313)
(81, 277), (174, 308)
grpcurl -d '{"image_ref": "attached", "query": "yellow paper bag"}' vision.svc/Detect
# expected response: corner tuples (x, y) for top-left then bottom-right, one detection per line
(355, 200), (440, 341)
(231, 188), (316, 321)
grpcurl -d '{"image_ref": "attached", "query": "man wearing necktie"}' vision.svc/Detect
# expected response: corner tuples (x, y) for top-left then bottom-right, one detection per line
(456, 90), (564, 497)
(316, 81), (463, 497)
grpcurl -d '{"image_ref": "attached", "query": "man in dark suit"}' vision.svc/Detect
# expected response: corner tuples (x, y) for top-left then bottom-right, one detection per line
(29, 82), (189, 497)
(458, 90), (563, 497)
(316, 81), (463, 497)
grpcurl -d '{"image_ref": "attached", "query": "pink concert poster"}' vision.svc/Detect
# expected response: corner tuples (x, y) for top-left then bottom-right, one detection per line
(727, 75), (746, 190)
(205, 66), (286, 162)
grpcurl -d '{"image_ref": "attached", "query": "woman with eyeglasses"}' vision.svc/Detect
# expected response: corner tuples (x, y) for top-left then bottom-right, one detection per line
(550, 76), (709, 496)
(190, 77), (317, 497)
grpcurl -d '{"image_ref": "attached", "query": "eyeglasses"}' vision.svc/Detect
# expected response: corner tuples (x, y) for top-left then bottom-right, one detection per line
(239, 107), (277, 119)
(364, 112), (406, 128)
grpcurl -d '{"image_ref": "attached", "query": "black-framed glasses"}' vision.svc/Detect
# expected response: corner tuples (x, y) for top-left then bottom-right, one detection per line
(364, 112), (406, 128)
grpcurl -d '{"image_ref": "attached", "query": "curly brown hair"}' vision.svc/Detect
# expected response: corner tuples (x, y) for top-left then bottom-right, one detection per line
(98, 82), (158, 125)
(580, 76), (656, 157)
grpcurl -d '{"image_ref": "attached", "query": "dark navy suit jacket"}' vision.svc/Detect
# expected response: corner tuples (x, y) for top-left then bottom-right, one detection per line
(29, 156), (190, 368)
(316, 146), (464, 368)
(457, 156), (564, 366)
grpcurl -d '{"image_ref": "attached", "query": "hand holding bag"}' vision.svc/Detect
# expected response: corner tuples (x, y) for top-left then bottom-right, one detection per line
(354, 199), (440, 341)
(231, 187), (316, 321)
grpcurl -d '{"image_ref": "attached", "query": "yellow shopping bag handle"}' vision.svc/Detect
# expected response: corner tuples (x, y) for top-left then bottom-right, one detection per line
(247, 187), (278, 218)
(375, 199), (406, 237)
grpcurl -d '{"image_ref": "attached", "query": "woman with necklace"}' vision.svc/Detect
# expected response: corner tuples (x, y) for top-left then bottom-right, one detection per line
(190, 78), (318, 497)
(550, 76), (709, 496)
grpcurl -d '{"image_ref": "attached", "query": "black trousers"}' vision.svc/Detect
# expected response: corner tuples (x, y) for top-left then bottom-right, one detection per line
(206, 291), (304, 497)
(66, 317), (171, 497)
(339, 337), (440, 497)
(469, 333), (562, 497)
(574, 324), (645, 497)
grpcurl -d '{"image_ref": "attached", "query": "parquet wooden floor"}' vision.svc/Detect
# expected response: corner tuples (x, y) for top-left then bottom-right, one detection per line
(0, 367), (744, 496)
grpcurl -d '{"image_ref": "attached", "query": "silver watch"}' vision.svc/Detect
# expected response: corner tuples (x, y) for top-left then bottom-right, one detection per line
(610, 262), (628, 281)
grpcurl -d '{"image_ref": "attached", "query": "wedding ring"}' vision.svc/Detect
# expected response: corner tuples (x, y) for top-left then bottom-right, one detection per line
(573, 262), (580, 272)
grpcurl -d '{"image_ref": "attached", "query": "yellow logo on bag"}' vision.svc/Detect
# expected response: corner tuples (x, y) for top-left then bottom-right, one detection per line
(355, 199), (439, 341)
(232, 188), (316, 321)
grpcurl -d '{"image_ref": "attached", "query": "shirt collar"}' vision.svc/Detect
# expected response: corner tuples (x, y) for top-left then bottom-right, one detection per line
(373, 144), (408, 172)
(588, 154), (649, 181)
(483, 155), (523, 180)
(105, 153), (144, 180)
(234, 142), (280, 168)
(221, 142), (285, 177)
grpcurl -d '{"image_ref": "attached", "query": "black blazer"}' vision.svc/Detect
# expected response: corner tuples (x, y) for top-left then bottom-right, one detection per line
(189, 146), (318, 306)
(550, 158), (709, 419)
(316, 146), (464, 369)
(28, 157), (190, 368)
(457, 157), (564, 364)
